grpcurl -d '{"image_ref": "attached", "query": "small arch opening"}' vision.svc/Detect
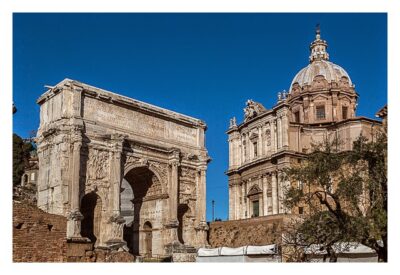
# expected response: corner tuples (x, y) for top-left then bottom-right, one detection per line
(81, 192), (102, 245)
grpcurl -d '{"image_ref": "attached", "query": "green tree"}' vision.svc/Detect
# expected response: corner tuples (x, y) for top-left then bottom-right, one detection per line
(13, 133), (34, 186)
(282, 132), (387, 262)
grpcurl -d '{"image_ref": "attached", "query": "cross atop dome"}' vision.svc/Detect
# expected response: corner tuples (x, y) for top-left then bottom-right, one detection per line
(316, 23), (321, 39)
(309, 24), (329, 63)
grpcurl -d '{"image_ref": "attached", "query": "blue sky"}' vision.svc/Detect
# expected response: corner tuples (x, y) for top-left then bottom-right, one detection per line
(13, 13), (387, 221)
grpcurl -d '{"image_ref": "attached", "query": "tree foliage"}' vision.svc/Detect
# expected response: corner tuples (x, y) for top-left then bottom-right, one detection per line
(13, 133), (34, 186)
(282, 132), (387, 262)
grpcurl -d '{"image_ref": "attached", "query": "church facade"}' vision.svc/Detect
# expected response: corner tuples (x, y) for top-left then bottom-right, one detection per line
(226, 28), (382, 220)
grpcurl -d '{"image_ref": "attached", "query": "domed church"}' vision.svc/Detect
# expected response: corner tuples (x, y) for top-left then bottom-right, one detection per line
(226, 27), (382, 220)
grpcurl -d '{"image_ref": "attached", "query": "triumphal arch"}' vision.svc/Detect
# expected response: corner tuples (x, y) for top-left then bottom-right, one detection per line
(35, 79), (209, 257)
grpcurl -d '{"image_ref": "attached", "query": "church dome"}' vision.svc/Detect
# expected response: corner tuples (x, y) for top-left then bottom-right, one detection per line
(289, 26), (352, 92)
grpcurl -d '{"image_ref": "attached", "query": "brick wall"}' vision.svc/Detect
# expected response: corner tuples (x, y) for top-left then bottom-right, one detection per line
(13, 201), (135, 262)
(13, 201), (67, 262)
(208, 215), (290, 248)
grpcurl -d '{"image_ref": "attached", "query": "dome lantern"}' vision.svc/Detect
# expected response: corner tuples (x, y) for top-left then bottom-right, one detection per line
(309, 24), (329, 63)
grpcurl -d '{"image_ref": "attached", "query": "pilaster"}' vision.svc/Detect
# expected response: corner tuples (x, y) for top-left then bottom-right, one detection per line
(262, 175), (269, 216)
(272, 172), (278, 214)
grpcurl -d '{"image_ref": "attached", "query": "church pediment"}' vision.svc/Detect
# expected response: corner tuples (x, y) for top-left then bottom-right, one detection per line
(338, 94), (352, 103)
(247, 184), (262, 197)
(312, 94), (330, 101)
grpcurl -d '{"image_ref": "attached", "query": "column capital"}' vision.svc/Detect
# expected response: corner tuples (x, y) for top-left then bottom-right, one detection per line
(71, 126), (83, 143)
(169, 159), (180, 167)
(170, 148), (181, 158)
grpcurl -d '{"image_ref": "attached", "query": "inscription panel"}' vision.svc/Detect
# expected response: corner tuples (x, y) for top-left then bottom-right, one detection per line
(83, 96), (198, 146)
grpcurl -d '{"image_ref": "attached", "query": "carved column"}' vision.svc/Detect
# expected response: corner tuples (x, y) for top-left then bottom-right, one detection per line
(258, 176), (263, 216)
(195, 166), (208, 246)
(197, 167), (207, 225)
(257, 126), (264, 157)
(228, 139), (232, 167)
(277, 117), (282, 149)
(241, 182), (246, 219)
(261, 125), (266, 156)
(271, 120), (277, 154)
(240, 136), (244, 165)
(106, 134), (126, 248)
(282, 174), (291, 214)
(165, 150), (180, 247)
(282, 113), (289, 148)
(278, 171), (284, 213)
(246, 180), (251, 218)
(228, 183), (234, 220)
(262, 176), (268, 216)
(234, 183), (239, 220)
(66, 128), (85, 240)
(272, 172), (278, 215)
(246, 132), (250, 161)
(170, 160), (179, 224)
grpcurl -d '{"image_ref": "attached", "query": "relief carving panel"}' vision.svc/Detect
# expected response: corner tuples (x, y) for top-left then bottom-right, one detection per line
(87, 149), (110, 180)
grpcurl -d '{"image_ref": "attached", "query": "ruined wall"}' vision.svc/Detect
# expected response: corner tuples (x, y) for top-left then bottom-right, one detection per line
(13, 201), (135, 262)
(208, 215), (286, 248)
(13, 201), (67, 262)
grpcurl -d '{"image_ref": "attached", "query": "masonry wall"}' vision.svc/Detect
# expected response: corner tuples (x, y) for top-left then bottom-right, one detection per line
(208, 215), (287, 248)
(13, 201), (135, 262)
(13, 201), (68, 262)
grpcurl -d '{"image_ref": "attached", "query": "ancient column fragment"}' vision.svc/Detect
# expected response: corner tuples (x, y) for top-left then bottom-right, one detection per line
(170, 161), (179, 224)
(66, 129), (85, 240)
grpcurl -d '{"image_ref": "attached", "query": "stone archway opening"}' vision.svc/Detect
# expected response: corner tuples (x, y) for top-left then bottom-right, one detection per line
(177, 204), (190, 244)
(81, 192), (102, 245)
(121, 166), (163, 256)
